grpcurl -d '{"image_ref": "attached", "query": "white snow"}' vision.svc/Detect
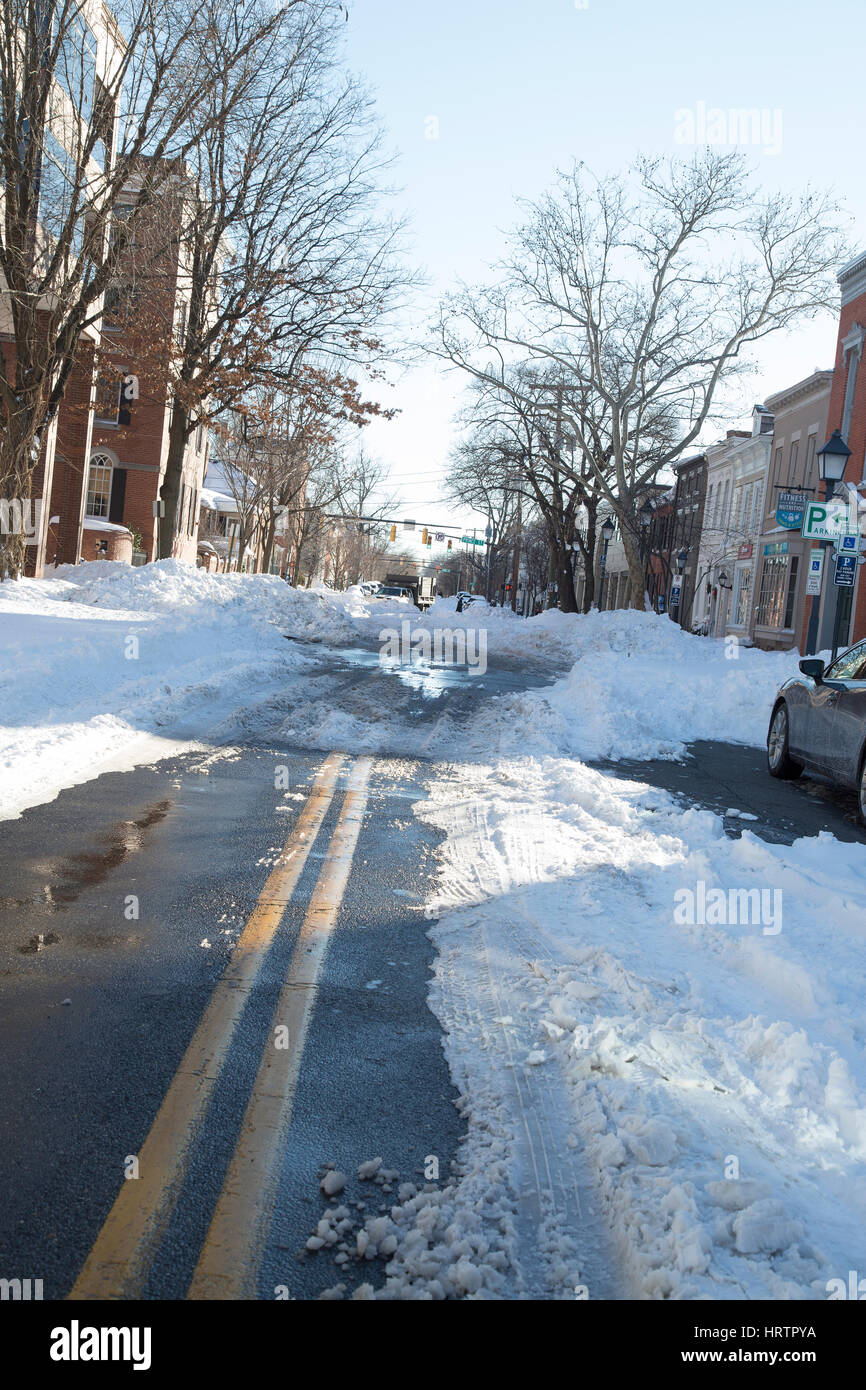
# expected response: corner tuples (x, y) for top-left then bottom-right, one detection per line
(4, 560), (863, 1301)
(409, 755), (866, 1298)
(0, 560), (401, 821)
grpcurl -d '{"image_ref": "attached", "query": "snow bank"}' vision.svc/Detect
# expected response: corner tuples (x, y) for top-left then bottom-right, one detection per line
(412, 756), (866, 1299)
(1, 564), (808, 820)
(513, 608), (803, 762)
(0, 561), (368, 821)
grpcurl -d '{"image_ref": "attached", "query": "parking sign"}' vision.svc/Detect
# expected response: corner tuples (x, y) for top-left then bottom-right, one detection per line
(806, 549), (824, 596)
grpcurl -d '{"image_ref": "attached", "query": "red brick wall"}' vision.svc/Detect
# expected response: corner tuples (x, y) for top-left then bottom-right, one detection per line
(2, 332), (95, 573)
(827, 285), (866, 643)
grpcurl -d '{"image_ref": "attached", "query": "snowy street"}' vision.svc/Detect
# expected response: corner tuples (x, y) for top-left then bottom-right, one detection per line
(1, 565), (866, 1303)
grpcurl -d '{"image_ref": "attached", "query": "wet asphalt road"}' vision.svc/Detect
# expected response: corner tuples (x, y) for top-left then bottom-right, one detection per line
(597, 739), (866, 847)
(0, 641), (862, 1301)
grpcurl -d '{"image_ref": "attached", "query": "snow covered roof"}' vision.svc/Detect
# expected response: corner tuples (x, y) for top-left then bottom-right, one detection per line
(199, 488), (236, 513)
(82, 517), (132, 534)
(200, 457), (246, 515)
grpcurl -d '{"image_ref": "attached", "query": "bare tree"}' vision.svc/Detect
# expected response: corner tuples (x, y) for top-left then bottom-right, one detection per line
(447, 370), (610, 611)
(153, 1), (409, 560)
(437, 151), (848, 606)
(0, 0), (289, 576)
(330, 444), (399, 586)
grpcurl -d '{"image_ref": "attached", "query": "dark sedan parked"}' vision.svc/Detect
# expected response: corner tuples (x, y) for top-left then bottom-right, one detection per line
(767, 640), (866, 824)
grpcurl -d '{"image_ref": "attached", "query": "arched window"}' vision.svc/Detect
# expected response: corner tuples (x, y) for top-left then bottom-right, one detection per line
(86, 453), (113, 518)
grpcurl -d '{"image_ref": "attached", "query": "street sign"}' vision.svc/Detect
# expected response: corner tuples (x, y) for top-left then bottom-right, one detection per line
(801, 500), (857, 541)
(805, 549), (824, 596)
(836, 532), (860, 553)
(403, 519), (415, 530)
(657, 595), (666, 614)
(834, 554), (857, 587)
(776, 490), (808, 529)
(460, 535), (485, 546)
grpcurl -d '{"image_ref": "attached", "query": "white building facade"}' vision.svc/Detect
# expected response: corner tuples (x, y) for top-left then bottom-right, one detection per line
(692, 407), (775, 640)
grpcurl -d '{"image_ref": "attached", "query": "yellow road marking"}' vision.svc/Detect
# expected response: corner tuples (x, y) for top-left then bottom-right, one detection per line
(187, 755), (374, 1299)
(68, 751), (346, 1301)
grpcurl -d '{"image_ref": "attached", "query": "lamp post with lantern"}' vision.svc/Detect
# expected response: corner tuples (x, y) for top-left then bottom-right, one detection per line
(804, 428), (852, 657)
(596, 514), (616, 610)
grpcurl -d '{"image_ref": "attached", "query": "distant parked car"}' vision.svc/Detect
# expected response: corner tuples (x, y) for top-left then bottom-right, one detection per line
(359, 581), (383, 597)
(456, 591), (477, 613)
(767, 640), (866, 824)
(377, 584), (412, 602)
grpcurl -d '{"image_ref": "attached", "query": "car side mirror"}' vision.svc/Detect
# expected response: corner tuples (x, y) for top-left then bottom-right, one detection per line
(799, 658), (825, 682)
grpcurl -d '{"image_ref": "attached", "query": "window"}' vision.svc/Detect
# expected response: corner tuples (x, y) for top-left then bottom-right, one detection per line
(842, 343), (862, 442)
(56, 12), (98, 123)
(732, 565), (751, 627)
(805, 433), (817, 481)
(773, 446), (783, 485)
(755, 554), (788, 628)
(825, 641), (866, 682)
(720, 479), (730, 531)
(38, 129), (83, 258)
(108, 202), (136, 254)
(750, 481), (763, 532)
(90, 77), (114, 171)
(783, 556), (799, 630)
(85, 454), (113, 518)
(788, 440), (799, 486)
(94, 372), (121, 424)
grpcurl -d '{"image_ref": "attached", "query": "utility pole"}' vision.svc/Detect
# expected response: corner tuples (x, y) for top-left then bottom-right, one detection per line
(510, 492), (522, 612)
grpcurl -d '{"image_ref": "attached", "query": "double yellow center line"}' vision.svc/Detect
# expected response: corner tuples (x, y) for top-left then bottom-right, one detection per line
(69, 751), (372, 1301)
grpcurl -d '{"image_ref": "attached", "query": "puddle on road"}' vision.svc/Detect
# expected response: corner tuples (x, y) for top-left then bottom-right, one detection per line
(313, 644), (557, 701)
(0, 798), (173, 914)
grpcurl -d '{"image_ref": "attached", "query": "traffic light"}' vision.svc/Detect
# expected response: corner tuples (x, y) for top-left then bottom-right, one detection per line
(426, 535), (432, 547)
(447, 538), (452, 551)
(421, 528), (428, 545)
(389, 524), (396, 543)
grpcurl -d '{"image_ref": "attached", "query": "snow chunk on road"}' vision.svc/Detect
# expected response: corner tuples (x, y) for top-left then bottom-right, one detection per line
(320, 1170), (347, 1197)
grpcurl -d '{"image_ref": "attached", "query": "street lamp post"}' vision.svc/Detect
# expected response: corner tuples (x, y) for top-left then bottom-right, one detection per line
(804, 429), (852, 657)
(596, 515), (615, 611)
(638, 499), (653, 563)
(670, 546), (688, 625)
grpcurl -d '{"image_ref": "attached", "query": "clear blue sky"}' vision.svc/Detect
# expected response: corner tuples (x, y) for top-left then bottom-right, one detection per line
(342, 0), (866, 533)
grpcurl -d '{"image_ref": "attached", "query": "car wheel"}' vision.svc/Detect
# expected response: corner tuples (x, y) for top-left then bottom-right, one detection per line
(858, 759), (866, 829)
(767, 702), (802, 780)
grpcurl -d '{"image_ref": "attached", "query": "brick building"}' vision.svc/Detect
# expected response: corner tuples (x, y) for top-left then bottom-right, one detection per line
(85, 168), (209, 565)
(2, 0), (125, 574)
(801, 250), (866, 652)
(751, 369), (833, 652)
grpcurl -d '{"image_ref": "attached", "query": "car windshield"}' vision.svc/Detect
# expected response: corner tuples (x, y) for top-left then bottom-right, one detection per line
(825, 642), (866, 681)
